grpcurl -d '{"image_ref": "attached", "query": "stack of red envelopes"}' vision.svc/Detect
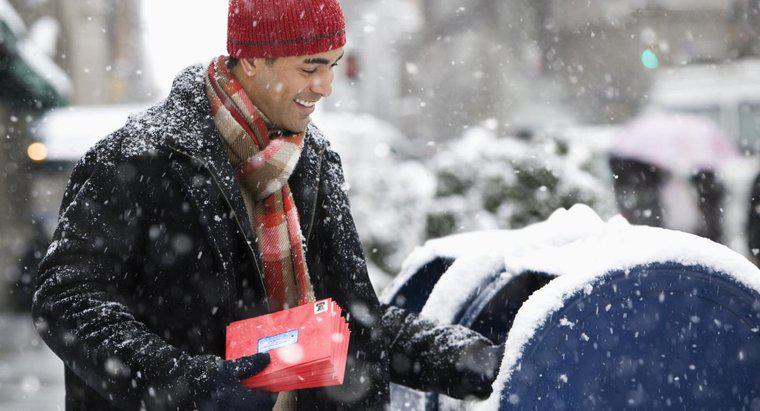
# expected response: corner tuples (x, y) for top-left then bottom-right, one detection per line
(226, 299), (351, 392)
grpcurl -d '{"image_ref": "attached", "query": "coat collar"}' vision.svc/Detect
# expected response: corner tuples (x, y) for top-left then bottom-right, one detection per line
(160, 64), (325, 248)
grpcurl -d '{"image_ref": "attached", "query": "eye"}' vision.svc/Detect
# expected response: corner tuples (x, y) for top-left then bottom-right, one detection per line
(302, 67), (317, 74)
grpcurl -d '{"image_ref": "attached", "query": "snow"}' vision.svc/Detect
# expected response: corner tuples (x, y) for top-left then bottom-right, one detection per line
(651, 59), (760, 108)
(32, 102), (411, 170)
(313, 108), (435, 275)
(389, 203), (760, 409)
(28, 16), (59, 57)
(311, 109), (413, 164)
(660, 174), (702, 232)
(720, 158), (760, 254)
(16, 37), (72, 100)
(339, 0), (423, 119)
(612, 112), (738, 174)
(470, 210), (760, 410)
(0, 0), (27, 37)
(424, 126), (616, 242)
(418, 254), (505, 324)
(387, 204), (612, 323)
(648, 0), (732, 10)
(0, 0), (71, 99)
(548, 124), (619, 155)
(141, 2), (227, 96)
(0, 314), (64, 410)
(366, 258), (393, 295)
(33, 104), (151, 161)
(555, 0), (729, 30)
(397, 204), (609, 284)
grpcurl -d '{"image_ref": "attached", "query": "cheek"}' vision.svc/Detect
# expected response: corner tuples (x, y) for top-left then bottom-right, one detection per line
(275, 81), (299, 103)
(255, 76), (281, 102)
(261, 71), (285, 96)
(269, 83), (289, 108)
(286, 75), (311, 95)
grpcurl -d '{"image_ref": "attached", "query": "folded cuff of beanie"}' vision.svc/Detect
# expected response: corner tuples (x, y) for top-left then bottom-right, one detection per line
(229, 30), (345, 58)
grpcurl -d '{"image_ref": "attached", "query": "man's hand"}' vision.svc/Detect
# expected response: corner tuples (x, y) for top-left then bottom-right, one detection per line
(203, 353), (276, 411)
(479, 343), (505, 382)
(456, 343), (505, 399)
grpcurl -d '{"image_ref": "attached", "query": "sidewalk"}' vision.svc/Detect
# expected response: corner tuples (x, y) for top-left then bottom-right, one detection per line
(0, 314), (64, 410)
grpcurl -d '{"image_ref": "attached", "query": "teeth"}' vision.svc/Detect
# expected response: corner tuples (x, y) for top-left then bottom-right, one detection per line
(295, 99), (316, 108)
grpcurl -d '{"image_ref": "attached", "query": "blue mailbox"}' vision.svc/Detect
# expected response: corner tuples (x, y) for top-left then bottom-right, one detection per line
(383, 256), (455, 314)
(385, 213), (760, 411)
(493, 263), (760, 410)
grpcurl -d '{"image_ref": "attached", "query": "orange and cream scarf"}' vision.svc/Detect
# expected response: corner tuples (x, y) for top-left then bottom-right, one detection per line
(205, 56), (315, 312)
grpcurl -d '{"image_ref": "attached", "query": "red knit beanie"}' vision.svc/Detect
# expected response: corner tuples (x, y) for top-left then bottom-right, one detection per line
(228, 0), (346, 58)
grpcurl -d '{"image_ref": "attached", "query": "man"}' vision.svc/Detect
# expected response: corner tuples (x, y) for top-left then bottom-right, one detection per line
(33, 0), (501, 409)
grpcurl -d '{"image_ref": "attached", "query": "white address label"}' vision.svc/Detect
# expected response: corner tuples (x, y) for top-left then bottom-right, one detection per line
(257, 329), (299, 353)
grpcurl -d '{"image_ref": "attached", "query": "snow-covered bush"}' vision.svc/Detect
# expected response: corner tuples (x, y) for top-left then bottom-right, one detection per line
(425, 127), (616, 239)
(317, 111), (616, 277)
(314, 111), (435, 277)
(349, 160), (435, 274)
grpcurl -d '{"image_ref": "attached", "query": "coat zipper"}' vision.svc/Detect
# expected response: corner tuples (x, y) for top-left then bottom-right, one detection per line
(167, 145), (270, 312)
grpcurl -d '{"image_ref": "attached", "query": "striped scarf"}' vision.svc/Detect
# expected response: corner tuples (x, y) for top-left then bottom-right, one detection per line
(205, 56), (315, 312)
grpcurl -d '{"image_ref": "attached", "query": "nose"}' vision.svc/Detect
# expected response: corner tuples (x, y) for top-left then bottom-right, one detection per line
(310, 70), (333, 97)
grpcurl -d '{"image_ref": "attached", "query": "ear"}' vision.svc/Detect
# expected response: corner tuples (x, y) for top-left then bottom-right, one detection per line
(239, 58), (257, 77)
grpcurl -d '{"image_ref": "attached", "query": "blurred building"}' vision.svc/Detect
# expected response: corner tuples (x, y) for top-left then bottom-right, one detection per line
(337, 0), (421, 125)
(401, 0), (555, 141)
(335, 0), (564, 142)
(547, 0), (760, 123)
(350, 0), (760, 141)
(54, 1), (151, 104)
(8, 0), (152, 105)
(0, 0), (70, 309)
(0, 0), (150, 310)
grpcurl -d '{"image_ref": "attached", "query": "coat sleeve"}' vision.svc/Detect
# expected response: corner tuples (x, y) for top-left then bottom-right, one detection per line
(32, 155), (219, 410)
(381, 305), (497, 399)
(318, 148), (497, 401)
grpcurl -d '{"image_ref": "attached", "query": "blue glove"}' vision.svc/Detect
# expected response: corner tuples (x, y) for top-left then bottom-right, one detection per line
(202, 353), (277, 410)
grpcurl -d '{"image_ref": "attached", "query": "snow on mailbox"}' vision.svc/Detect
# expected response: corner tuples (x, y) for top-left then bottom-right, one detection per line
(385, 205), (760, 410)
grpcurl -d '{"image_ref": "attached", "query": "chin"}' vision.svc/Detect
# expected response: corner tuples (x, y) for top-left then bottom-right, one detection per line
(287, 121), (309, 134)
(283, 126), (307, 134)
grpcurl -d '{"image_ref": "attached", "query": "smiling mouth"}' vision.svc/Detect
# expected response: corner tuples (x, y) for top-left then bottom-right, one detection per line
(295, 98), (317, 108)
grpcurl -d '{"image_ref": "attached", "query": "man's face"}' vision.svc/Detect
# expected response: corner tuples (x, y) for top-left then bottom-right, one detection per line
(240, 47), (344, 133)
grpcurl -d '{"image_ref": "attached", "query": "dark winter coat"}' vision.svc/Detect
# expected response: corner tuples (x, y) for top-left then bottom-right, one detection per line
(33, 65), (494, 410)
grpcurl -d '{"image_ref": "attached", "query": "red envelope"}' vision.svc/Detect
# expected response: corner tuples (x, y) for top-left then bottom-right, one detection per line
(226, 299), (350, 391)
(262, 312), (350, 391)
(264, 312), (349, 390)
(246, 301), (348, 387)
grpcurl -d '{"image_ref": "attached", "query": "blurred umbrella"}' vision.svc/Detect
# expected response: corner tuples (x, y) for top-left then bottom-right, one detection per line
(611, 112), (738, 174)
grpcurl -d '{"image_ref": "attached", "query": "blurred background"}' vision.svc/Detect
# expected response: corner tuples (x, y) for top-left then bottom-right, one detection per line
(2, 0), (760, 408)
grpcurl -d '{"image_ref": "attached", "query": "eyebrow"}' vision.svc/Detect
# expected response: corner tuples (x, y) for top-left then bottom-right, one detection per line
(302, 52), (345, 65)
